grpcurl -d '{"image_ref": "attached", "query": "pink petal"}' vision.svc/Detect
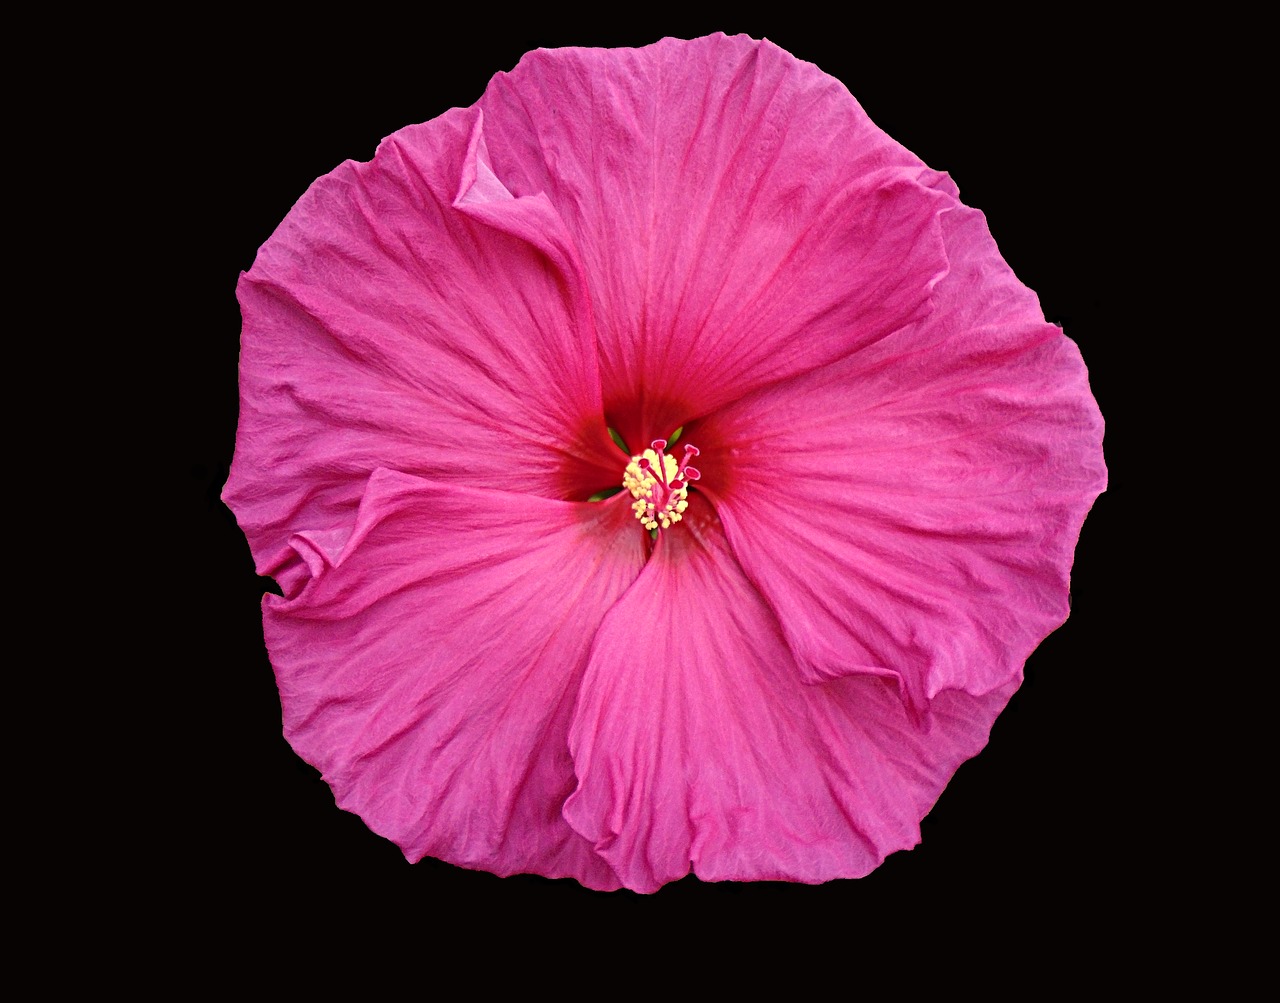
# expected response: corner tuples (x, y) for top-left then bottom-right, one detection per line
(262, 468), (648, 889)
(476, 34), (951, 449)
(225, 107), (620, 578)
(693, 203), (1106, 712)
(564, 496), (1014, 893)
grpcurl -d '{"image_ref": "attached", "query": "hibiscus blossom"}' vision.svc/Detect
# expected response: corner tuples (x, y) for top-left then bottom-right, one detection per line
(225, 33), (1105, 892)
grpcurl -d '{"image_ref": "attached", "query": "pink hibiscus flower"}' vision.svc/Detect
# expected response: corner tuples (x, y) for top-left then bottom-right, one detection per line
(225, 34), (1105, 893)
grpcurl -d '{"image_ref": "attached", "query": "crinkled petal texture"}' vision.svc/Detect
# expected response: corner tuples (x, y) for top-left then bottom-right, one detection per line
(226, 106), (621, 589)
(227, 33), (1105, 892)
(263, 470), (645, 889)
(694, 202), (1106, 716)
(565, 497), (1019, 892)
(477, 34), (954, 450)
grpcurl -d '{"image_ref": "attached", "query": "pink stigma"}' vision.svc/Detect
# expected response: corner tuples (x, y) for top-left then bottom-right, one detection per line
(622, 437), (702, 531)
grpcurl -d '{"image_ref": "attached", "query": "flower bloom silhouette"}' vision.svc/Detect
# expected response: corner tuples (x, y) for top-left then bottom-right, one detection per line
(225, 34), (1105, 892)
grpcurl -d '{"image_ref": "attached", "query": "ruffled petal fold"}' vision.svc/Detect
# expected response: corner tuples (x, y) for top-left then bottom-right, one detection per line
(564, 496), (1012, 893)
(477, 34), (951, 449)
(695, 204), (1106, 712)
(225, 106), (620, 575)
(263, 469), (647, 889)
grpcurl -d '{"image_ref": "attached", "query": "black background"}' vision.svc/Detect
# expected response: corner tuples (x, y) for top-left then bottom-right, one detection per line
(179, 17), (1133, 939)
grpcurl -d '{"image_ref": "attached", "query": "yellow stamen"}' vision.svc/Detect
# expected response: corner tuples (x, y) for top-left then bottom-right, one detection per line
(622, 445), (694, 531)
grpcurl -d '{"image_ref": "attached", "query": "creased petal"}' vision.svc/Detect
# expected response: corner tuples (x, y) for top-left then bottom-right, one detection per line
(225, 106), (619, 575)
(453, 110), (596, 340)
(695, 203), (1106, 711)
(477, 34), (950, 448)
(263, 469), (647, 889)
(564, 496), (1014, 893)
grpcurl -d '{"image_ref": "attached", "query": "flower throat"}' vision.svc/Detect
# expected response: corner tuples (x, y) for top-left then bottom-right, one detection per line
(622, 438), (701, 531)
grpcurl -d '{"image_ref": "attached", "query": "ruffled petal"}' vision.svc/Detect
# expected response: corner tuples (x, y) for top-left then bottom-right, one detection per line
(477, 34), (951, 449)
(263, 468), (647, 889)
(694, 203), (1106, 712)
(225, 107), (620, 576)
(564, 496), (1012, 893)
